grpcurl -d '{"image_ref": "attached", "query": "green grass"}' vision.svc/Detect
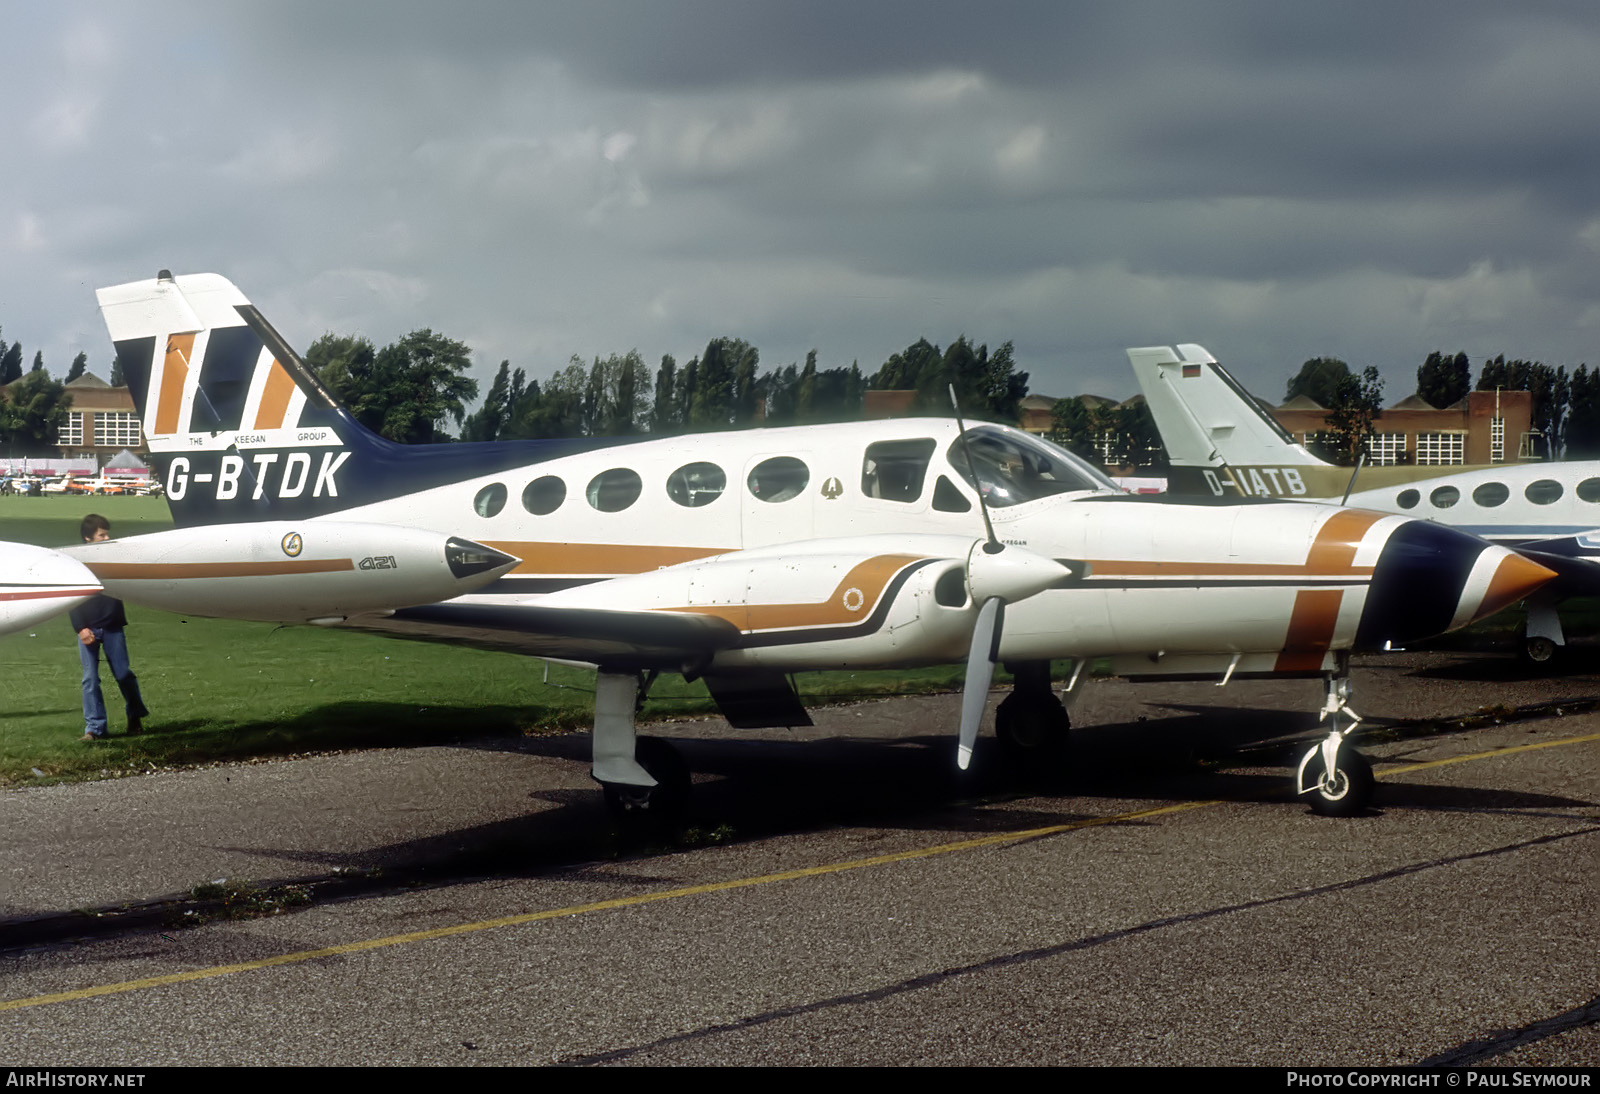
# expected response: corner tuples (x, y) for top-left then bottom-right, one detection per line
(0, 495), (972, 786)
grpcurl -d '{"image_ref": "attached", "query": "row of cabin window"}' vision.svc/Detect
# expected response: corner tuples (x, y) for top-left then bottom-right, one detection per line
(1395, 477), (1600, 511)
(470, 450), (957, 519)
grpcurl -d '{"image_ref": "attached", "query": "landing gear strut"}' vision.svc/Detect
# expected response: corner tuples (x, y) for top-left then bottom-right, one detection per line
(994, 660), (1071, 763)
(1295, 658), (1374, 817)
(592, 670), (690, 823)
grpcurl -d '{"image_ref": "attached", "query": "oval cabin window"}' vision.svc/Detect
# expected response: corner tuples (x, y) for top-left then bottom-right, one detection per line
(1471, 482), (1509, 508)
(586, 469), (642, 512)
(522, 476), (566, 515)
(747, 457), (810, 503)
(667, 463), (726, 508)
(474, 483), (507, 518)
(1396, 489), (1420, 510)
(1525, 479), (1563, 506)
(1430, 485), (1460, 509)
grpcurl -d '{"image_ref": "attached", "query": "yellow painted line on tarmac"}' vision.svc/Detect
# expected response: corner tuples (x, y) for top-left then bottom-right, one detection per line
(1376, 730), (1600, 778)
(6, 729), (1596, 1015)
(0, 800), (1215, 1014)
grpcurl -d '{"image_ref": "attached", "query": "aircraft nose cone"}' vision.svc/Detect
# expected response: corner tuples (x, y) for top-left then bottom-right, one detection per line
(1355, 522), (1556, 649)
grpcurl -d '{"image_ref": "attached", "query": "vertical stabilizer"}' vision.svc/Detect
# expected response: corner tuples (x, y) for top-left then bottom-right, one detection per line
(1128, 344), (1331, 499)
(97, 271), (593, 527)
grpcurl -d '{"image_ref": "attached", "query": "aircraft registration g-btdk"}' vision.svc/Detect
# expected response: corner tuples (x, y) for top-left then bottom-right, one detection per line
(71, 272), (1555, 819)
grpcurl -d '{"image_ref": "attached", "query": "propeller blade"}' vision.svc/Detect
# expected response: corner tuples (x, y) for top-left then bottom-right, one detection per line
(958, 596), (1003, 769)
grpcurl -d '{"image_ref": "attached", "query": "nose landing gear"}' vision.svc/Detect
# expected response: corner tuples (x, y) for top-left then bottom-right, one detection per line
(1296, 663), (1375, 817)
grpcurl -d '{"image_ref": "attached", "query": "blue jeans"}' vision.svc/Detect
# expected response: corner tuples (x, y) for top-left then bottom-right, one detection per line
(79, 629), (148, 737)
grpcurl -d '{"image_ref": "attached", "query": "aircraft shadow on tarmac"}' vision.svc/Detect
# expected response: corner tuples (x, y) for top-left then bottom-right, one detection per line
(185, 695), (1584, 899)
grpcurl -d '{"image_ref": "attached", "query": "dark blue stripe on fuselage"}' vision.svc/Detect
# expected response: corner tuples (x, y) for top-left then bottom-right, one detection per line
(1354, 520), (1480, 649)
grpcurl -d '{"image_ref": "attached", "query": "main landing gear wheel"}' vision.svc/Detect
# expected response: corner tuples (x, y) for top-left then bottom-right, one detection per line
(994, 690), (1070, 765)
(1520, 634), (1560, 667)
(601, 736), (691, 824)
(1298, 745), (1373, 818)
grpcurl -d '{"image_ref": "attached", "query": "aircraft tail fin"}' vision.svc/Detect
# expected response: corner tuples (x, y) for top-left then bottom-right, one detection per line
(1128, 344), (1333, 498)
(97, 271), (580, 527)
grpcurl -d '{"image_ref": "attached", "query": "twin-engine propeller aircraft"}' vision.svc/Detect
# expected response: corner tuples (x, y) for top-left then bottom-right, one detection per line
(0, 543), (103, 636)
(76, 273), (1555, 817)
(1130, 343), (1600, 664)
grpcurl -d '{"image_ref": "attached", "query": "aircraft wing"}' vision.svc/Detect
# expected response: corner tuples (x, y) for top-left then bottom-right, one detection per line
(346, 532), (1057, 674)
(357, 600), (743, 667)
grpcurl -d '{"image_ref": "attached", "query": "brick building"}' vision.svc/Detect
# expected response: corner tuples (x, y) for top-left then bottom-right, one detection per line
(0, 373), (146, 465)
(1267, 388), (1535, 465)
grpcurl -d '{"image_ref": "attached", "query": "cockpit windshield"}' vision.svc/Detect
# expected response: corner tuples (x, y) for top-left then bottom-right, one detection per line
(948, 425), (1118, 507)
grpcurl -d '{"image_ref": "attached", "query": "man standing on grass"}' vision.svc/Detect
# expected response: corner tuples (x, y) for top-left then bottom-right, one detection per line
(70, 513), (148, 741)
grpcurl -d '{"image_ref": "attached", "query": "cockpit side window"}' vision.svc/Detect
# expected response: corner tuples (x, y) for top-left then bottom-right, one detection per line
(946, 425), (1114, 507)
(861, 439), (936, 503)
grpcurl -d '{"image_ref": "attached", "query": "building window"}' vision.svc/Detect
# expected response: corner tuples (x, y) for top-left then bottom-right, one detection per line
(1365, 433), (1406, 466)
(1490, 417), (1505, 463)
(93, 411), (142, 448)
(58, 412), (83, 446)
(1415, 432), (1465, 465)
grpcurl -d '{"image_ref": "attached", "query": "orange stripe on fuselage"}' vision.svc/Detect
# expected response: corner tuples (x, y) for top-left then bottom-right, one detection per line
(85, 559), (354, 580)
(1274, 589), (1345, 672)
(1269, 510), (1385, 671)
(0, 587), (101, 602)
(482, 541), (731, 575)
(668, 554), (925, 633)
(253, 361), (296, 430)
(154, 333), (195, 436)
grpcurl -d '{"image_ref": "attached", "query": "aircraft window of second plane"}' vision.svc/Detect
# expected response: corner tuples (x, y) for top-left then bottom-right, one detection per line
(1430, 485), (1460, 509)
(1525, 479), (1563, 505)
(1579, 478), (1600, 503)
(1472, 482), (1509, 507)
(1396, 489), (1420, 509)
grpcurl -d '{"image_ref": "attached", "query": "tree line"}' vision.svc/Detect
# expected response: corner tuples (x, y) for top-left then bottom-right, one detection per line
(307, 330), (1028, 444)
(3, 306), (1598, 473)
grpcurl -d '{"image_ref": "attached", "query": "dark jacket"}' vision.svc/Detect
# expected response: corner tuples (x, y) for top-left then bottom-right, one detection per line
(69, 594), (128, 633)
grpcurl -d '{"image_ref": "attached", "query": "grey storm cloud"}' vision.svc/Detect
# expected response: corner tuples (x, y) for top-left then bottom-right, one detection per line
(4, 1), (1600, 405)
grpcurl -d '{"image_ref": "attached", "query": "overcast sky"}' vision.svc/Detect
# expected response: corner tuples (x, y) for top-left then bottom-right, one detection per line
(5, 1), (1600, 408)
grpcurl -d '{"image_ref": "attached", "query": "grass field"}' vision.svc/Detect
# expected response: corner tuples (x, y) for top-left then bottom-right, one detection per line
(0, 496), (966, 786)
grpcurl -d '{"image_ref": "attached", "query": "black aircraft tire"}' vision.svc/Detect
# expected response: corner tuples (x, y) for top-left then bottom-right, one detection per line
(994, 692), (1071, 764)
(1302, 746), (1374, 818)
(601, 736), (691, 822)
(1521, 635), (1560, 667)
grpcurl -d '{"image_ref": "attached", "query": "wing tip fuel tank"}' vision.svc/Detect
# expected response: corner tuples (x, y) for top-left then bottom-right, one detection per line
(64, 522), (518, 623)
(0, 544), (104, 635)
